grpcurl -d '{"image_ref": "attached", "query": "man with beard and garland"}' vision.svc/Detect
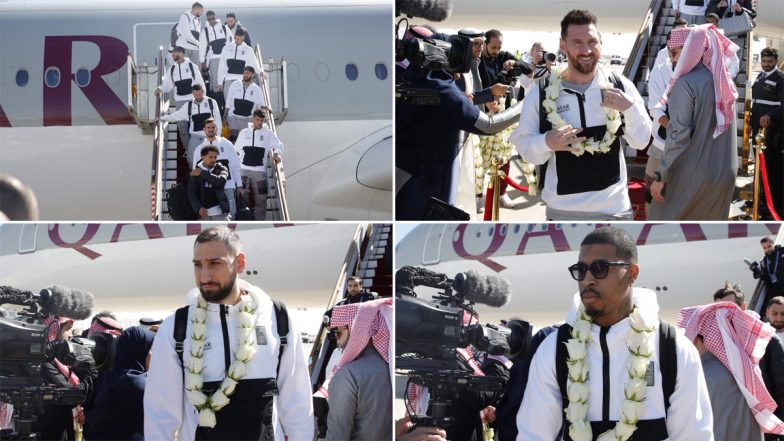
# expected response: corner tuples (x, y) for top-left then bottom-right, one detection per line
(516, 226), (713, 441)
(320, 298), (393, 441)
(649, 24), (739, 220)
(510, 10), (651, 221)
(144, 226), (314, 440)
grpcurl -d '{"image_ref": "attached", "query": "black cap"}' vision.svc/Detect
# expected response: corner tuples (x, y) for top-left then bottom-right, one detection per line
(172, 45), (186, 53)
(244, 66), (255, 73)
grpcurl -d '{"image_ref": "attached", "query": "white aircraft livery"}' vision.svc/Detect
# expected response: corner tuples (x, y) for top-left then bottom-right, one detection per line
(0, 0), (392, 220)
(0, 222), (363, 314)
(396, 223), (782, 327)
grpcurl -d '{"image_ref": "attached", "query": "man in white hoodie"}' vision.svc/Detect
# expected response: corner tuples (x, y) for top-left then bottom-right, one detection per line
(144, 225), (314, 440)
(218, 28), (260, 97)
(516, 226), (713, 441)
(176, 2), (204, 66)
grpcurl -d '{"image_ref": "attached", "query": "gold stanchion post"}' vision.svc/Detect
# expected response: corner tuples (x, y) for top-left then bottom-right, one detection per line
(753, 128), (767, 221)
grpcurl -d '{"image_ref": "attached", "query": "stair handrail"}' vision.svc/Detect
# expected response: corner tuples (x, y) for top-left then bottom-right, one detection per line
(308, 224), (369, 382)
(254, 44), (290, 220)
(150, 47), (167, 220)
(623, 0), (663, 83)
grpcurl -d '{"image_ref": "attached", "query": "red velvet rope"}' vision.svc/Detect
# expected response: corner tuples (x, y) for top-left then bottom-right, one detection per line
(483, 187), (493, 221)
(758, 151), (782, 221)
(503, 175), (529, 193)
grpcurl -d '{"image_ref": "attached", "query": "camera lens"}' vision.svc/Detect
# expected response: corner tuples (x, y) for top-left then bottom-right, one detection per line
(545, 52), (557, 63)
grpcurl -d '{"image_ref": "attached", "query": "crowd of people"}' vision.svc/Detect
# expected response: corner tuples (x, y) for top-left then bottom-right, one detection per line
(396, 2), (783, 221)
(157, 2), (282, 221)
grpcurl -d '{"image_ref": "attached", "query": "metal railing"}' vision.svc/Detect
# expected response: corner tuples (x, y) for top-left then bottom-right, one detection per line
(307, 224), (372, 385)
(254, 44), (290, 220)
(623, 0), (663, 84)
(149, 48), (167, 220)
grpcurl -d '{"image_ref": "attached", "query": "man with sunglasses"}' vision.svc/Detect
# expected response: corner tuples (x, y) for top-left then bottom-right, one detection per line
(516, 226), (713, 441)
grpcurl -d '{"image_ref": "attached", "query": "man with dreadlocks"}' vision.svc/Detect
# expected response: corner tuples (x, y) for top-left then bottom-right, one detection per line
(320, 298), (393, 441)
(649, 24), (739, 220)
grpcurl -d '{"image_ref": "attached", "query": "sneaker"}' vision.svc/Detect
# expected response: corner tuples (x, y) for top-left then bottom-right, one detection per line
(477, 196), (485, 213)
(500, 194), (516, 208)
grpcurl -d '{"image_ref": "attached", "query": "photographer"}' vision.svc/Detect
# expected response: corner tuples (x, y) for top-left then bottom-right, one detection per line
(34, 316), (97, 440)
(519, 42), (556, 94)
(396, 27), (521, 220)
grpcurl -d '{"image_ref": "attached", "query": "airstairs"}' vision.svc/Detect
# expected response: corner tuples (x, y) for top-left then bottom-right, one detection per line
(307, 223), (393, 405)
(624, 0), (755, 218)
(128, 45), (290, 220)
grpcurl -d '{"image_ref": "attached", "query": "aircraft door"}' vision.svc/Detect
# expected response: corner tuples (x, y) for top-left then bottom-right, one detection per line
(19, 224), (38, 254)
(422, 224), (447, 265)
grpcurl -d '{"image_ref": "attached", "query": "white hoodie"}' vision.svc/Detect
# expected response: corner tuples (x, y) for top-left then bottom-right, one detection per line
(144, 280), (315, 440)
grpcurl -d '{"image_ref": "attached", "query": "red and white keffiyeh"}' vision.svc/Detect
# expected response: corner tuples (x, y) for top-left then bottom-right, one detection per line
(660, 24), (739, 138)
(42, 315), (80, 387)
(318, 298), (392, 398)
(677, 303), (784, 434)
(87, 316), (123, 338)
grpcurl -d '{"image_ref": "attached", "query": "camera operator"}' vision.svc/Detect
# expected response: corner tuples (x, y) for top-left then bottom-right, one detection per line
(396, 27), (521, 220)
(753, 237), (784, 317)
(406, 310), (511, 441)
(34, 316), (97, 440)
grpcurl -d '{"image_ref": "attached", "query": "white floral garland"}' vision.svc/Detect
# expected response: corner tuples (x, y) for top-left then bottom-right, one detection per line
(564, 306), (656, 441)
(185, 293), (259, 428)
(542, 67), (623, 156)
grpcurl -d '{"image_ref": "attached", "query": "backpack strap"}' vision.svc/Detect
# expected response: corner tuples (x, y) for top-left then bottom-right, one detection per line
(188, 100), (193, 119)
(555, 323), (572, 413)
(170, 64), (175, 80)
(538, 76), (552, 134)
(208, 98), (215, 116)
(272, 299), (289, 379)
(659, 321), (678, 412)
(173, 305), (190, 386)
(189, 62), (196, 80)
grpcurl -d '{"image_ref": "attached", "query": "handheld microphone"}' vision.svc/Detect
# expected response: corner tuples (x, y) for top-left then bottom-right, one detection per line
(454, 270), (512, 307)
(396, 0), (453, 22)
(39, 285), (95, 320)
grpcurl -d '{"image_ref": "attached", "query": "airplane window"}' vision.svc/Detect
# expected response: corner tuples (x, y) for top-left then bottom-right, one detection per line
(44, 67), (61, 88)
(374, 63), (387, 80)
(345, 63), (358, 81)
(500, 224), (507, 235)
(513, 225), (521, 234)
(316, 62), (329, 82)
(15, 69), (29, 87)
(287, 63), (300, 83)
(75, 68), (91, 87)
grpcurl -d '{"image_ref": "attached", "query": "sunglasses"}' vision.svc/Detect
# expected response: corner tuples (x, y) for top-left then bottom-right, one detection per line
(568, 260), (630, 281)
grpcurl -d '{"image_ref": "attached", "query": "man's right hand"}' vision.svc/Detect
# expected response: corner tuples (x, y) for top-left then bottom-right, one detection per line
(761, 115), (772, 128)
(190, 168), (202, 177)
(199, 208), (208, 219)
(490, 83), (510, 98)
(658, 115), (669, 128)
(673, 8), (680, 17)
(396, 417), (446, 441)
(545, 125), (586, 153)
(154, 88), (161, 97)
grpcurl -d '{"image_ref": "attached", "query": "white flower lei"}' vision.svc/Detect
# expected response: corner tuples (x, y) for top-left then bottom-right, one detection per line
(543, 67), (623, 156)
(564, 306), (657, 441)
(185, 293), (259, 428)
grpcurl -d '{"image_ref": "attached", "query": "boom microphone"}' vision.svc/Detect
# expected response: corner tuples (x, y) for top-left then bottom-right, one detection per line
(396, 0), (453, 22)
(454, 270), (511, 307)
(39, 285), (95, 320)
(0, 286), (36, 307)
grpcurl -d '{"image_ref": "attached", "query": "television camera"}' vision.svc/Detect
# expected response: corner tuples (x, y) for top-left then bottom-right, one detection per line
(395, 0), (473, 105)
(0, 285), (113, 440)
(395, 266), (532, 427)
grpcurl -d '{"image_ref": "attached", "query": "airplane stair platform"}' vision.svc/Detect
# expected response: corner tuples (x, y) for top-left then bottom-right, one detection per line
(357, 223), (393, 298)
(624, 0), (756, 219)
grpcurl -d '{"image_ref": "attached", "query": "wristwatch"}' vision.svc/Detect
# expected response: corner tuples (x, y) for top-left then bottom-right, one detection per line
(653, 171), (662, 182)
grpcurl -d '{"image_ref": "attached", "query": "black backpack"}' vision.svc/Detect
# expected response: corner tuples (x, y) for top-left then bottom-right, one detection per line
(166, 182), (198, 220)
(173, 298), (290, 381)
(170, 23), (179, 48)
(554, 321), (678, 432)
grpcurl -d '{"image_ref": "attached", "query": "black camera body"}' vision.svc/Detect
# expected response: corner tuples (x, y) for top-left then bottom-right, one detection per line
(0, 286), (103, 440)
(395, 266), (531, 427)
